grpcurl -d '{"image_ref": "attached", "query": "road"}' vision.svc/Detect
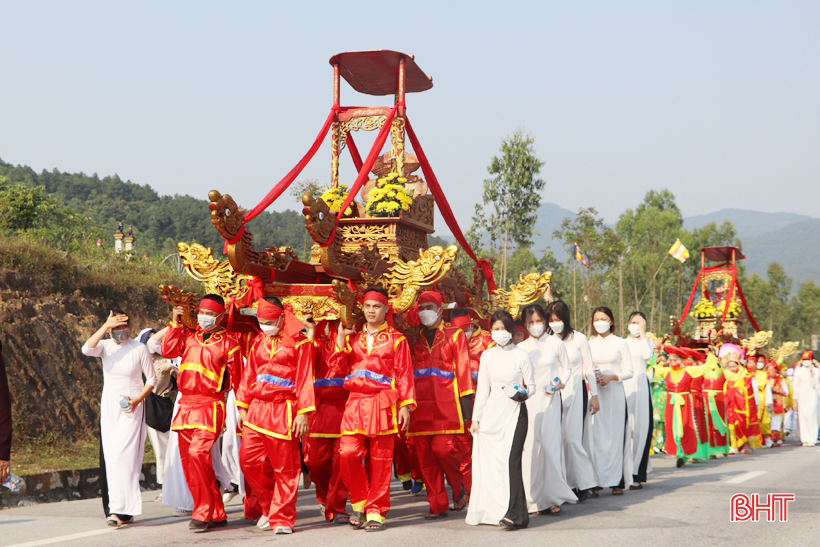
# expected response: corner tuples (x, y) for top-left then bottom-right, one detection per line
(2, 440), (818, 547)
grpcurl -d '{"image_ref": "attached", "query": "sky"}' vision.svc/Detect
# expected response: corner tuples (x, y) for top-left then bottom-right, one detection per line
(1, 1), (818, 236)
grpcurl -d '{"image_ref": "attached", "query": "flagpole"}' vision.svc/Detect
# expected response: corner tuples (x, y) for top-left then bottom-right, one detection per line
(573, 262), (577, 329)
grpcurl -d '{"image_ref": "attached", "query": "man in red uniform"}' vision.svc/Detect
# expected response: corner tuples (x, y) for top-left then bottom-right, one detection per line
(408, 292), (473, 519)
(330, 287), (416, 532)
(450, 308), (494, 498)
(162, 294), (242, 532)
(236, 298), (315, 534)
(303, 320), (350, 524)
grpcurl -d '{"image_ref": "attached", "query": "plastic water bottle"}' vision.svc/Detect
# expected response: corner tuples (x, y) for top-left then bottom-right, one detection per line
(595, 367), (602, 384)
(3, 472), (25, 493)
(547, 377), (560, 393)
(119, 395), (131, 410)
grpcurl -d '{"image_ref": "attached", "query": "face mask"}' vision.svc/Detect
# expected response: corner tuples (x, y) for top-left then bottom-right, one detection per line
(418, 310), (439, 327)
(593, 320), (611, 334)
(549, 321), (564, 334)
(464, 328), (474, 340)
(802, 360), (812, 367)
(197, 314), (217, 330)
(491, 330), (513, 346)
(528, 323), (545, 338)
(627, 324), (641, 337)
(111, 328), (130, 343)
(756, 362), (765, 370)
(260, 324), (280, 337)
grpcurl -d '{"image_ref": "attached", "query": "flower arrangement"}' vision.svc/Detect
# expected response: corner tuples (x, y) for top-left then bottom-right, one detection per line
(691, 297), (717, 319)
(365, 172), (414, 218)
(320, 184), (354, 217)
(722, 298), (742, 319)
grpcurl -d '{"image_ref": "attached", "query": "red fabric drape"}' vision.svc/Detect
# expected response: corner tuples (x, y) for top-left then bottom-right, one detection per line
(346, 133), (364, 173)
(678, 269), (702, 325)
(404, 118), (498, 293)
(243, 107), (339, 223)
(734, 276), (761, 332)
(319, 104), (399, 247)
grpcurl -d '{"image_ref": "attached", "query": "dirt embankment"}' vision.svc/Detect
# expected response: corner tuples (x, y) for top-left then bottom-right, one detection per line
(0, 268), (171, 441)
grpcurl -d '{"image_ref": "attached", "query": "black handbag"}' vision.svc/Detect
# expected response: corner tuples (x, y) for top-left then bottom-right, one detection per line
(142, 374), (176, 432)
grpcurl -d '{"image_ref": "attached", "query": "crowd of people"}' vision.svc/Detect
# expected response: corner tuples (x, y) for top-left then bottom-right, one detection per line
(78, 290), (820, 533)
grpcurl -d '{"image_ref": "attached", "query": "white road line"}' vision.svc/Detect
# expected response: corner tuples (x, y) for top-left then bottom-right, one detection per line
(725, 470), (768, 484)
(5, 528), (114, 547)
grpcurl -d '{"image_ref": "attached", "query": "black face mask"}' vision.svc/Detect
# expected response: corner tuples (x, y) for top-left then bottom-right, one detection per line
(111, 328), (130, 343)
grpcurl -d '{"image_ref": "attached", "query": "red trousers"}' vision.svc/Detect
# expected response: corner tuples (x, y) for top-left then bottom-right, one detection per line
(455, 432), (472, 496)
(339, 434), (394, 521)
(412, 434), (465, 514)
(393, 431), (421, 482)
(303, 436), (348, 521)
(240, 428), (300, 528)
(177, 426), (226, 523)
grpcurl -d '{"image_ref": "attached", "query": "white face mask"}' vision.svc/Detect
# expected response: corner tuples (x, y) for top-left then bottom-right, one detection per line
(418, 309), (440, 327)
(491, 330), (513, 346)
(593, 320), (611, 334)
(627, 324), (641, 337)
(111, 328), (130, 343)
(802, 360), (812, 367)
(756, 362), (765, 370)
(528, 323), (545, 338)
(197, 314), (217, 330)
(549, 321), (564, 334)
(260, 324), (280, 337)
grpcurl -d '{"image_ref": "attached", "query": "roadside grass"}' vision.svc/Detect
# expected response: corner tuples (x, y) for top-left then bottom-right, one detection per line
(10, 432), (156, 476)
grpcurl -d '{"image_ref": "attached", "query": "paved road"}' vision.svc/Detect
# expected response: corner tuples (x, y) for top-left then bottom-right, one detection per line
(2, 440), (818, 547)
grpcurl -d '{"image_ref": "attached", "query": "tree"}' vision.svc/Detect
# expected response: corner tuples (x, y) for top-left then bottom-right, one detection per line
(469, 130), (545, 288)
(554, 208), (621, 328)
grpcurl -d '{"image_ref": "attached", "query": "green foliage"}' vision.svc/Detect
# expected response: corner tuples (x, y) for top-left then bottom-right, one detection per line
(0, 159), (309, 260)
(470, 130), (545, 287)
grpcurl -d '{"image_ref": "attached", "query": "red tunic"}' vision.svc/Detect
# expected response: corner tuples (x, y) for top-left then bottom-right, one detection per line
(467, 328), (495, 391)
(723, 369), (759, 448)
(408, 324), (473, 436)
(770, 376), (788, 415)
(689, 373), (709, 445)
(235, 333), (315, 440)
(662, 368), (699, 456)
(328, 322), (416, 437)
(702, 371), (728, 448)
(309, 336), (349, 438)
(162, 324), (242, 433)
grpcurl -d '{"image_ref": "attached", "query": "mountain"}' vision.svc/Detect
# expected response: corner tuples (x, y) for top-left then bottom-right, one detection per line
(742, 219), (820, 285)
(683, 208), (811, 238)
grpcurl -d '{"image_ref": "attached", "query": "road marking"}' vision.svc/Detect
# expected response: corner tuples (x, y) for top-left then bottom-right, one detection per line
(725, 470), (767, 484)
(5, 528), (114, 547)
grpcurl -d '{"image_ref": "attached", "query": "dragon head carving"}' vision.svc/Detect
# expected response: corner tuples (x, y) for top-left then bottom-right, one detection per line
(208, 190), (246, 240)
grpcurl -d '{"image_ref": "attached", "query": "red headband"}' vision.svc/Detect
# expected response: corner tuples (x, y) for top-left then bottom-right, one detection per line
(450, 315), (472, 329)
(363, 291), (389, 306)
(199, 298), (225, 314)
(418, 291), (443, 307)
(257, 299), (284, 320)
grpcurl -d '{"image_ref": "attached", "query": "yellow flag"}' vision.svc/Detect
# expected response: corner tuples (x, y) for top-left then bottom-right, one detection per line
(668, 238), (690, 263)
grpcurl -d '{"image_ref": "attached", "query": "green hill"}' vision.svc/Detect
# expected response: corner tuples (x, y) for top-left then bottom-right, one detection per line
(0, 158), (309, 258)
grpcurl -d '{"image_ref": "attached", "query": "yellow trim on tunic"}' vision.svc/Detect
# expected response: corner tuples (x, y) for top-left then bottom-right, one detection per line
(244, 400), (294, 440)
(171, 401), (222, 434)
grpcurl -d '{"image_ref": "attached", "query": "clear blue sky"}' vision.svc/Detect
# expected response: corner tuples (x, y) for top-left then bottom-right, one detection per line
(1, 1), (818, 233)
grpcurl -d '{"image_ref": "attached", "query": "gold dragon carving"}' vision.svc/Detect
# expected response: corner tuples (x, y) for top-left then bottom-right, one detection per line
(208, 190), (296, 276)
(177, 242), (253, 299)
(740, 330), (773, 351)
(769, 341), (800, 365)
(492, 271), (554, 319)
(371, 245), (459, 312)
(158, 284), (200, 330)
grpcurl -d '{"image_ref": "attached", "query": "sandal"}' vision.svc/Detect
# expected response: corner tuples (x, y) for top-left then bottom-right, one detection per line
(612, 488), (624, 495)
(424, 511), (448, 520)
(588, 488), (600, 498)
(451, 485), (468, 511)
(106, 516), (122, 527)
(349, 511), (364, 529)
(331, 514), (350, 524)
(365, 520), (386, 532)
(537, 505), (561, 515)
(499, 517), (518, 531)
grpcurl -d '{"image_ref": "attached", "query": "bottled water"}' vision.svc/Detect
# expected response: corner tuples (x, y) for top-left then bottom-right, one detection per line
(119, 395), (131, 410)
(546, 376), (560, 394)
(3, 472), (25, 493)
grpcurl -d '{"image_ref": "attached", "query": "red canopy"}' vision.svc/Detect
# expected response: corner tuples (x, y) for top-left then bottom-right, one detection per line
(329, 50), (433, 96)
(702, 246), (745, 263)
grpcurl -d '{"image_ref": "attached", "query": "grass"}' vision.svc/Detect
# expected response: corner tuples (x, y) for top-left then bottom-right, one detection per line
(0, 232), (201, 297)
(9, 432), (157, 476)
